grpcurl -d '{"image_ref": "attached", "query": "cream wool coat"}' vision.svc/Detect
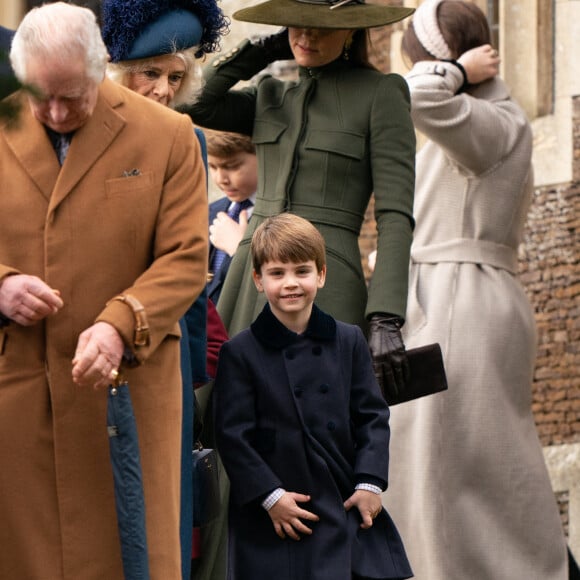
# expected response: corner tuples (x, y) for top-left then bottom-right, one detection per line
(0, 78), (208, 580)
(383, 61), (568, 580)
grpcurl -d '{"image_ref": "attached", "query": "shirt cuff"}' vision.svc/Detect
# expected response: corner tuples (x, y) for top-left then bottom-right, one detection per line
(355, 483), (382, 495)
(261, 487), (286, 511)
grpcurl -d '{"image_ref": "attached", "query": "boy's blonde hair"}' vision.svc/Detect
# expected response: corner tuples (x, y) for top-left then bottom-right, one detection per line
(251, 214), (326, 274)
(205, 129), (256, 157)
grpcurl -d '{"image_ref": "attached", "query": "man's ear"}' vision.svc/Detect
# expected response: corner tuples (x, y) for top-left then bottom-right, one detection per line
(317, 264), (327, 289)
(252, 269), (263, 292)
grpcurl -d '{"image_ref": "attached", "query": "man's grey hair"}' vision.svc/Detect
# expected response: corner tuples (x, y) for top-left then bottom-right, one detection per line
(10, 2), (109, 85)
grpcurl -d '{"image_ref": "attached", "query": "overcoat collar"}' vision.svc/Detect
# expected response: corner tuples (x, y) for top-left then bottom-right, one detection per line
(298, 56), (351, 80)
(251, 303), (336, 349)
(2, 77), (127, 210)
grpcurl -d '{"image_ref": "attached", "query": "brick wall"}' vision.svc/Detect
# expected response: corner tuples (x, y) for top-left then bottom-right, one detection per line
(518, 97), (580, 446)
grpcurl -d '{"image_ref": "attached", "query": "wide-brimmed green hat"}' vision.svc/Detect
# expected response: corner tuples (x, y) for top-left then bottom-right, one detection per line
(233, 0), (414, 30)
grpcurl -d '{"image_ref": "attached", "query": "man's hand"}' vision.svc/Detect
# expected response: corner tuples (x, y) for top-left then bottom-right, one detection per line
(344, 489), (382, 529)
(268, 492), (319, 541)
(209, 209), (249, 257)
(72, 322), (124, 389)
(457, 44), (500, 85)
(0, 274), (63, 325)
(368, 314), (409, 400)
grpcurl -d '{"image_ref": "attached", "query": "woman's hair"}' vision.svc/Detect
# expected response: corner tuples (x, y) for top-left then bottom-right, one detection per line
(106, 45), (203, 108)
(251, 214), (326, 274)
(347, 29), (374, 69)
(402, 0), (491, 64)
(10, 2), (108, 84)
(205, 129), (256, 158)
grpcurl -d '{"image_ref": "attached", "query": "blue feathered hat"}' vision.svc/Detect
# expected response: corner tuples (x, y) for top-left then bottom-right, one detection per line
(102, 0), (229, 62)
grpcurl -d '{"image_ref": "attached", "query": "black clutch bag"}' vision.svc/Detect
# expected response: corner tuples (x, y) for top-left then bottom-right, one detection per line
(383, 343), (448, 405)
(192, 445), (221, 527)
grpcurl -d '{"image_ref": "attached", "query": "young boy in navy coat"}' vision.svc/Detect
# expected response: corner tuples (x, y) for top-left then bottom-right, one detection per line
(213, 214), (412, 580)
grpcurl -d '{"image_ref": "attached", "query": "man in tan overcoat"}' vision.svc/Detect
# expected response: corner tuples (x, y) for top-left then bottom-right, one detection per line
(0, 3), (208, 579)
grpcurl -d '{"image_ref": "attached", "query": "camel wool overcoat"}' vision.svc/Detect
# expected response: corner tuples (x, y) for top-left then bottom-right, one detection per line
(0, 78), (208, 580)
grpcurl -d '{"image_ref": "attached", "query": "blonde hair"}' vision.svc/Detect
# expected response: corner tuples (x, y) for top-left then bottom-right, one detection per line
(251, 214), (326, 274)
(106, 45), (203, 108)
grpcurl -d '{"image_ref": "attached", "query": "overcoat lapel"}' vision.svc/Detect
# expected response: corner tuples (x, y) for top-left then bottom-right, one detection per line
(50, 78), (126, 213)
(2, 97), (60, 201)
(2, 79), (126, 210)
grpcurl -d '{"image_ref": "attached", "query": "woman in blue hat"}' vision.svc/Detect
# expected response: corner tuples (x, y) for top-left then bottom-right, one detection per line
(103, 0), (227, 108)
(101, 2), (228, 579)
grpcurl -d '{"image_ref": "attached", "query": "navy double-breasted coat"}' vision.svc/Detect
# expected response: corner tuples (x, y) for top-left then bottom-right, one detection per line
(214, 305), (412, 580)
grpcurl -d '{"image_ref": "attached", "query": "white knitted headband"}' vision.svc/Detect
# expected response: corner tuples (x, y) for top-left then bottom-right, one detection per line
(412, 0), (453, 60)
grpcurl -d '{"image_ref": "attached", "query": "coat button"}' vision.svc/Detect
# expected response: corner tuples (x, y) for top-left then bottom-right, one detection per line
(294, 386), (303, 398)
(327, 421), (336, 431)
(312, 345), (322, 356)
(319, 383), (329, 394)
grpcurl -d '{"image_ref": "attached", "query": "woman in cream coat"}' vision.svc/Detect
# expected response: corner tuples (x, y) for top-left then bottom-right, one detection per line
(383, 1), (568, 579)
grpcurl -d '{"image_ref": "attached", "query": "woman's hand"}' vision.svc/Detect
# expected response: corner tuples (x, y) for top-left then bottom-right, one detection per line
(267, 491), (319, 540)
(457, 44), (500, 85)
(344, 489), (382, 529)
(251, 28), (293, 62)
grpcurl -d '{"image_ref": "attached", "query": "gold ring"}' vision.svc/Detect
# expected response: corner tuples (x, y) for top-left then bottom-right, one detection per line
(110, 368), (119, 381)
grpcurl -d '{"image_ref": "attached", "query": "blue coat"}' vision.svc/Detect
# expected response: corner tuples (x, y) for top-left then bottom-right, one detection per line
(179, 127), (209, 580)
(0, 26), (16, 100)
(214, 305), (412, 580)
(206, 196), (232, 304)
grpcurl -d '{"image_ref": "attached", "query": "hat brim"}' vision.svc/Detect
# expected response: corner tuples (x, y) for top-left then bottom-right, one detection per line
(233, 0), (414, 29)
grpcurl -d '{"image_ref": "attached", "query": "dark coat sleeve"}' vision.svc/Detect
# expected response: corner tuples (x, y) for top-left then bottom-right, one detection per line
(182, 40), (267, 135)
(214, 334), (284, 506)
(345, 325), (390, 485)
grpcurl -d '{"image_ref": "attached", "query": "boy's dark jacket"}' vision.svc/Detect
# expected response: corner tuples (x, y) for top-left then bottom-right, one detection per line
(207, 196), (234, 303)
(214, 304), (412, 580)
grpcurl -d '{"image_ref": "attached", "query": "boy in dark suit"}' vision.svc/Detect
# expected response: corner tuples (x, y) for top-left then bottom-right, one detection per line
(213, 213), (412, 580)
(206, 130), (256, 304)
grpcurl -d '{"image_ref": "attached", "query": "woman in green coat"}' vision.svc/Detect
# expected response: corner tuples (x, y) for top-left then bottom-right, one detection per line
(184, 0), (416, 395)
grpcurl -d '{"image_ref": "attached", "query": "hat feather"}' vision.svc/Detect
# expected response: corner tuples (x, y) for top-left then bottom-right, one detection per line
(102, 0), (229, 61)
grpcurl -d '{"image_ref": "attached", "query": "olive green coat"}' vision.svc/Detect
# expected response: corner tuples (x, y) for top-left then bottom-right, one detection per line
(187, 40), (415, 335)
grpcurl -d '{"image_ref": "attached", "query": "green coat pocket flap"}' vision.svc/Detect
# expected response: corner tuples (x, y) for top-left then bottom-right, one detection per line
(305, 130), (365, 160)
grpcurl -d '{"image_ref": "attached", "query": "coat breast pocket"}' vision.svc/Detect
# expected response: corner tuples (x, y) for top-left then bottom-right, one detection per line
(105, 171), (156, 199)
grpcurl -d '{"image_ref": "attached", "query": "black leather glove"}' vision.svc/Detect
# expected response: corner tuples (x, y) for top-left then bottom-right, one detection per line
(368, 314), (410, 401)
(250, 28), (293, 62)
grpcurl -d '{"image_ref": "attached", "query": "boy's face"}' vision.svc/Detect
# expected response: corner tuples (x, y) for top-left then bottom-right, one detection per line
(208, 152), (258, 204)
(253, 259), (326, 325)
